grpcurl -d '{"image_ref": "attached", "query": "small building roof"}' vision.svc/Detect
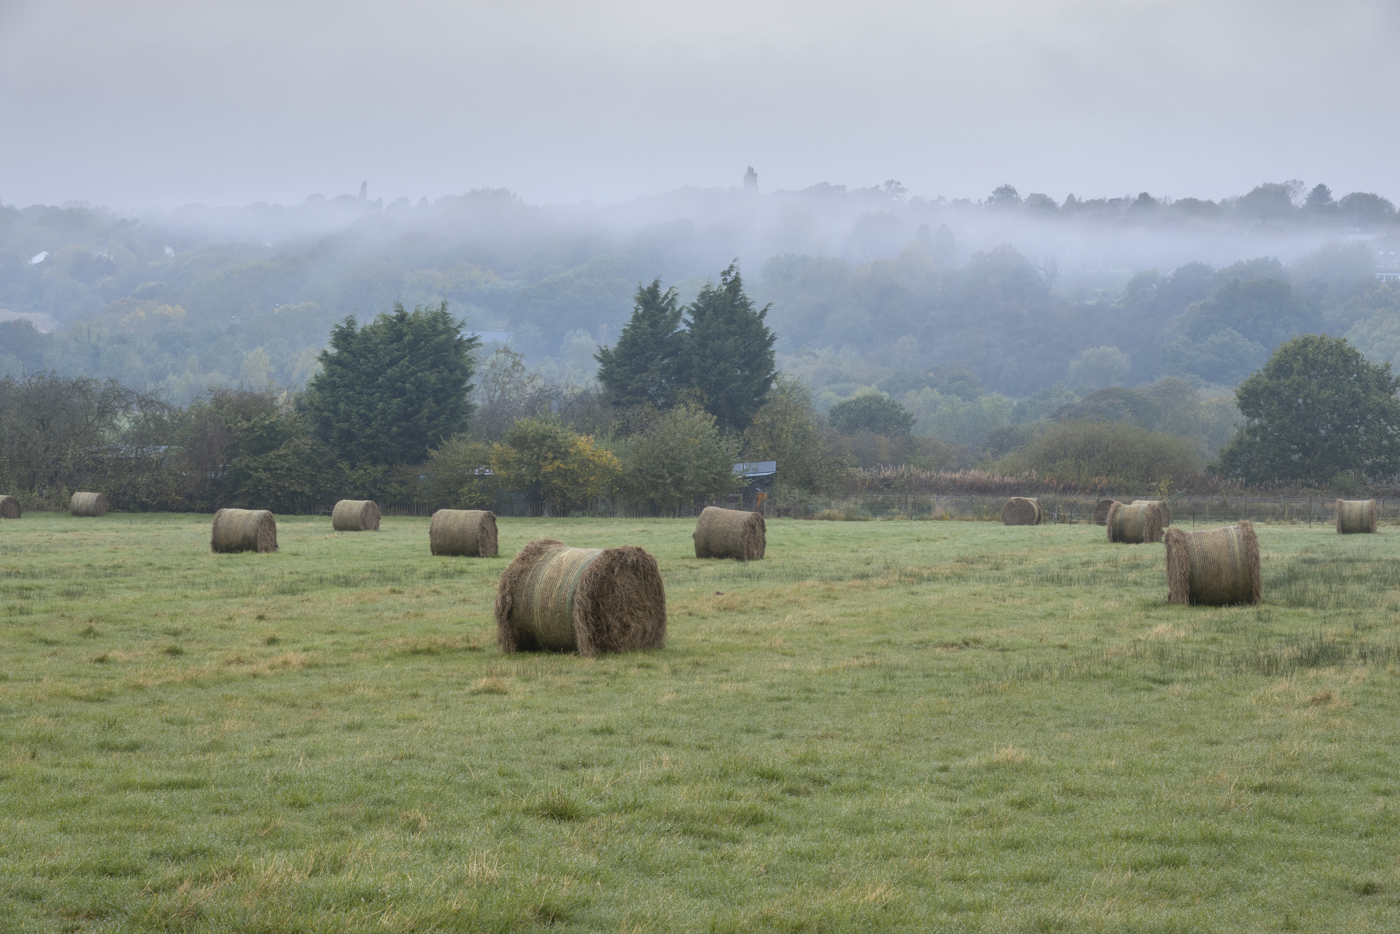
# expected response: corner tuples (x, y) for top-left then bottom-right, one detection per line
(733, 460), (777, 477)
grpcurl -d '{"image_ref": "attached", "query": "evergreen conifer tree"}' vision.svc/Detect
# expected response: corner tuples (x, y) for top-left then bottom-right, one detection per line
(305, 302), (479, 466)
(595, 278), (684, 409)
(679, 263), (777, 432)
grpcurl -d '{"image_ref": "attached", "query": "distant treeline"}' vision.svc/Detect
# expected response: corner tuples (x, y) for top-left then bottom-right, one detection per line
(2, 181), (1398, 412)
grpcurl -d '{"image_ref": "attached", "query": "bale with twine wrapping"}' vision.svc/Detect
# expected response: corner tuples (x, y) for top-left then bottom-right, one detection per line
(1336, 499), (1378, 535)
(1107, 500), (1166, 544)
(332, 499), (380, 532)
(1132, 499), (1171, 526)
(1001, 497), (1042, 526)
(211, 508), (278, 554)
(70, 492), (107, 517)
(693, 506), (766, 560)
(430, 509), (498, 557)
(1164, 520), (1261, 606)
(495, 539), (666, 656)
(0, 496), (20, 519)
(1093, 499), (1117, 526)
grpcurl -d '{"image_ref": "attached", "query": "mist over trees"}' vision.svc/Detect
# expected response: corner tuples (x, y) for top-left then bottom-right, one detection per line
(3, 177), (1400, 493)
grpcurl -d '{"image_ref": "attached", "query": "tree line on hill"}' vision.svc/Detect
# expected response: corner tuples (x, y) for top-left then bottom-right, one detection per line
(5, 261), (1400, 514)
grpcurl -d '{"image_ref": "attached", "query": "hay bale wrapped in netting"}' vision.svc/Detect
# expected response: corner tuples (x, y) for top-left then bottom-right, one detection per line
(693, 506), (765, 560)
(1164, 520), (1260, 606)
(70, 492), (107, 517)
(1093, 499), (1117, 526)
(430, 509), (498, 557)
(332, 499), (380, 532)
(1001, 497), (1042, 526)
(1336, 499), (1378, 535)
(1107, 500), (1166, 544)
(1132, 499), (1171, 526)
(0, 495), (20, 519)
(495, 539), (666, 656)
(211, 508), (278, 554)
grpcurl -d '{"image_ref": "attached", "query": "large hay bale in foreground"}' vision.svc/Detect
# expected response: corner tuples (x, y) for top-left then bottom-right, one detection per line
(1001, 497), (1042, 526)
(1093, 499), (1117, 526)
(1165, 520), (1260, 606)
(495, 539), (666, 656)
(1132, 499), (1171, 526)
(70, 492), (107, 517)
(332, 499), (380, 532)
(1336, 499), (1378, 535)
(0, 495), (20, 519)
(430, 509), (498, 557)
(1107, 500), (1166, 544)
(211, 508), (278, 554)
(693, 506), (765, 560)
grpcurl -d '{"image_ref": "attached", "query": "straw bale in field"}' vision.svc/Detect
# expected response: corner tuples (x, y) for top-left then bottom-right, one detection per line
(1164, 520), (1260, 606)
(70, 492), (107, 517)
(1093, 499), (1117, 525)
(693, 506), (765, 560)
(211, 508), (278, 554)
(1132, 499), (1171, 526)
(430, 509), (498, 557)
(1001, 497), (1041, 525)
(1335, 499), (1377, 535)
(495, 538), (666, 656)
(1107, 500), (1166, 544)
(332, 499), (380, 532)
(0, 495), (20, 519)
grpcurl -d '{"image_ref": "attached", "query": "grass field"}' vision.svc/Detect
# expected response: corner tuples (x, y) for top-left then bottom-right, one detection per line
(3, 513), (1400, 932)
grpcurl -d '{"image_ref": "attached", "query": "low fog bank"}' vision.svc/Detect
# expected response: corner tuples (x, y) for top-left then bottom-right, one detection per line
(3, 177), (1399, 445)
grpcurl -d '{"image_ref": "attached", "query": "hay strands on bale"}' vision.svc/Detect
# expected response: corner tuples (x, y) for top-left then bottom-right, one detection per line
(211, 508), (278, 554)
(1336, 499), (1378, 534)
(430, 509), (498, 557)
(332, 499), (381, 532)
(1165, 520), (1261, 606)
(495, 539), (666, 657)
(1132, 498), (1171, 526)
(1001, 497), (1042, 526)
(70, 492), (107, 517)
(693, 506), (766, 560)
(1093, 499), (1117, 526)
(1107, 500), (1166, 544)
(0, 495), (20, 519)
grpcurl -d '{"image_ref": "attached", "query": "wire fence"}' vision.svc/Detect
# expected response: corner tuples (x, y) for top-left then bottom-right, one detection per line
(336, 493), (1390, 527)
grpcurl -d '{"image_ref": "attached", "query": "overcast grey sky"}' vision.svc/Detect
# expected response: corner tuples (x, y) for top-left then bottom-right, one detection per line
(1, 0), (1396, 209)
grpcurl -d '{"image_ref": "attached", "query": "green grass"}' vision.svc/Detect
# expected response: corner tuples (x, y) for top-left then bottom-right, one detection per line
(2, 513), (1400, 932)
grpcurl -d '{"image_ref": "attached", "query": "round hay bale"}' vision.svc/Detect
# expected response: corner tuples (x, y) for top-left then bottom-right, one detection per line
(332, 499), (381, 532)
(1132, 499), (1170, 526)
(495, 538), (666, 656)
(693, 506), (765, 560)
(70, 492), (107, 517)
(211, 508), (278, 554)
(1164, 520), (1260, 606)
(1107, 500), (1165, 544)
(430, 509), (498, 557)
(1336, 499), (1378, 535)
(0, 495), (20, 519)
(1001, 497), (1042, 526)
(1093, 499), (1117, 526)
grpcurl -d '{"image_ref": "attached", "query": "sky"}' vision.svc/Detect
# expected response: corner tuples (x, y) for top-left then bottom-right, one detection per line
(1, 0), (1397, 210)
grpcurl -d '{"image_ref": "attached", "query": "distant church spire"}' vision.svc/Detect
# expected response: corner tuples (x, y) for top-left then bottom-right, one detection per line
(744, 166), (758, 192)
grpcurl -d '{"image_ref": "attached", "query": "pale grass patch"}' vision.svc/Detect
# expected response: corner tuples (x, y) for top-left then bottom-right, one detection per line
(1252, 679), (1295, 706)
(1147, 623), (1187, 640)
(1166, 684), (1190, 698)
(470, 676), (509, 695)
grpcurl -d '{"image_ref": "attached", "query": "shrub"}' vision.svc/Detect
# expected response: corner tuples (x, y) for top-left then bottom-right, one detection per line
(491, 417), (620, 514)
(999, 420), (1202, 487)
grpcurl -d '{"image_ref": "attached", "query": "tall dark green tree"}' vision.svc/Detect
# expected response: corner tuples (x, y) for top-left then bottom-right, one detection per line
(1215, 335), (1400, 484)
(595, 278), (683, 408)
(679, 263), (777, 432)
(305, 302), (479, 466)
